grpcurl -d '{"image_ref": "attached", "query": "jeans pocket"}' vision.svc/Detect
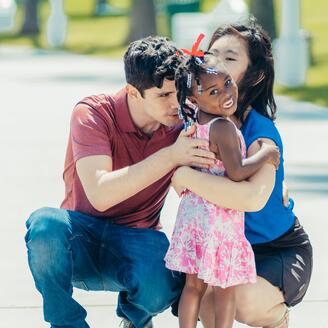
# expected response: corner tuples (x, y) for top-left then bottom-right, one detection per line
(73, 280), (89, 291)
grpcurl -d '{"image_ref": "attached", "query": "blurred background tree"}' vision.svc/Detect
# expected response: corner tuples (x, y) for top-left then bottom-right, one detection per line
(250, 0), (276, 39)
(127, 0), (157, 42)
(1, 0), (327, 107)
(20, 0), (40, 35)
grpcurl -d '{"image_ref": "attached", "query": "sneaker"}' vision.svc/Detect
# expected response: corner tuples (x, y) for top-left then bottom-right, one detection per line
(144, 320), (153, 328)
(120, 318), (153, 328)
(120, 318), (134, 328)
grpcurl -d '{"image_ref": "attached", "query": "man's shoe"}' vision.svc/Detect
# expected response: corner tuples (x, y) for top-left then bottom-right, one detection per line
(120, 318), (153, 328)
(144, 320), (153, 328)
(120, 318), (134, 328)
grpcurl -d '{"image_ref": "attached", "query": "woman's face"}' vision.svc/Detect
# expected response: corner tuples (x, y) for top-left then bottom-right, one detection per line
(209, 34), (250, 85)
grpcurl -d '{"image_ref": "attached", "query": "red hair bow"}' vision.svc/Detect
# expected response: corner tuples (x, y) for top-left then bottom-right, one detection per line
(178, 33), (205, 57)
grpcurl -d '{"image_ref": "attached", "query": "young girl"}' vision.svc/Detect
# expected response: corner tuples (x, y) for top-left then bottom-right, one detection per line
(164, 34), (280, 328)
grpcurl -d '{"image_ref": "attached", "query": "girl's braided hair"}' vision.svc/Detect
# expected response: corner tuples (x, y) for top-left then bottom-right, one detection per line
(175, 34), (217, 128)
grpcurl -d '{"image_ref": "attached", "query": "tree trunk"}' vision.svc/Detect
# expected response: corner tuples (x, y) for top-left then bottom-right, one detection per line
(127, 0), (157, 43)
(20, 0), (40, 35)
(250, 0), (276, 40)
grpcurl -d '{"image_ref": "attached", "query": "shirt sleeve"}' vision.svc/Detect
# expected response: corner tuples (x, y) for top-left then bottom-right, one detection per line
(244, 115), (282, 151)
(70, 104), (113, 162)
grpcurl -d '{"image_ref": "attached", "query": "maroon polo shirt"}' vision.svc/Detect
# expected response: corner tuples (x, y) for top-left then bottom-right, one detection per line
(61, 88), (181, 229)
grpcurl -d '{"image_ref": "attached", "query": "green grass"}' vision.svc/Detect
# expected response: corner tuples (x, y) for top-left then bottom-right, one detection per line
(1, 0), (327, 106)
(274, 0), (328, 107)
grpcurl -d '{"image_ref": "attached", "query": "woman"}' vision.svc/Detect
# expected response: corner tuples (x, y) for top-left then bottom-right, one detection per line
(171, 22), (313, 328)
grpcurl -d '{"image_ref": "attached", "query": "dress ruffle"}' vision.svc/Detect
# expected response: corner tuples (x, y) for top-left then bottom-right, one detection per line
(165, 229), (256, 288)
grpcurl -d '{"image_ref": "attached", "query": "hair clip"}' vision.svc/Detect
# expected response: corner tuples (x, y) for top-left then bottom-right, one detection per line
(178, 106), (184, 120)
(187, 73), (192, 88)
(196, 79), (202, 94)
(194, 57), (203, 65)
(184, 120), (194, 131)
(206, 67), (218, 74)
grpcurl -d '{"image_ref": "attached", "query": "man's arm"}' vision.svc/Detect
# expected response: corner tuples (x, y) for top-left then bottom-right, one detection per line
(76, 125), (216, 212)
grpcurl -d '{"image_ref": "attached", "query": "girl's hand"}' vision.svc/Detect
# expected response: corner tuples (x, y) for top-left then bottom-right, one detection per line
(258, 139), (280, 169)
(171, 166), (188, 197)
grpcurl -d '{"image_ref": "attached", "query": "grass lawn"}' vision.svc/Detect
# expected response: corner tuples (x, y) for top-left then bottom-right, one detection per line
(1, 0), (327, 106)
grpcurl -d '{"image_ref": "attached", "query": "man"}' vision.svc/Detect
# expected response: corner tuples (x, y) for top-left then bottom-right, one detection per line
(25, 36), (215, 328)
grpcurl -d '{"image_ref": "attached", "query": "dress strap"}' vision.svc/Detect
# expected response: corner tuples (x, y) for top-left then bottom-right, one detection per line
(207, 116), (229, 128)
(208, 116), (241, 130)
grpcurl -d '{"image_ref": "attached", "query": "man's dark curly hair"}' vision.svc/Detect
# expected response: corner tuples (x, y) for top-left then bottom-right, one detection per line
(124, 36), (181, 96)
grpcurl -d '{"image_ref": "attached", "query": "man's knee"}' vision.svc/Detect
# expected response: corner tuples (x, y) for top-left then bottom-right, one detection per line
(26, 207), (70, 242)
(127, 267), (183, 315)
(25, 207), (71, 269)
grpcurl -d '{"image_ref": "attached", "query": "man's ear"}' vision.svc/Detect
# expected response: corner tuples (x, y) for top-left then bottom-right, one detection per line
(126, 84), (142, 99)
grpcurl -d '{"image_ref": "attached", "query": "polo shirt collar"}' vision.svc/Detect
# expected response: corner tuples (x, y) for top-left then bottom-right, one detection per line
(113, 88), (138, 133)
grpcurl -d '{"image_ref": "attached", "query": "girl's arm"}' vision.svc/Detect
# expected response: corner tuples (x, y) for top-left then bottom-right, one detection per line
(171, 138), (276, 212)
(210, 119), (279, 182)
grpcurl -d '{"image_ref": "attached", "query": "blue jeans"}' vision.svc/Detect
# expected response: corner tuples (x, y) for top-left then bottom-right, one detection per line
(25, 207), (184, 328)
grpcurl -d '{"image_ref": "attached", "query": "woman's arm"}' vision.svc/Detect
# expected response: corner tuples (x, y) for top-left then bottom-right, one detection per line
(172, 138), (276, 212)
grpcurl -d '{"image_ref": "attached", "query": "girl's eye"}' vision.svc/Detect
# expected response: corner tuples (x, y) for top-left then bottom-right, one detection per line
(226, 57), (236, 61)
(225, 79), (232, 87)
(210, 89), (219, 96)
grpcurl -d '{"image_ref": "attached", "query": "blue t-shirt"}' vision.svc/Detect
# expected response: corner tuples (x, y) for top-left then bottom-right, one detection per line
(240, 109), (295, 244)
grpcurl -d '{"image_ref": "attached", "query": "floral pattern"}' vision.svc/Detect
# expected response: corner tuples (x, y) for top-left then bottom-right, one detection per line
(165, 118), (256, 287)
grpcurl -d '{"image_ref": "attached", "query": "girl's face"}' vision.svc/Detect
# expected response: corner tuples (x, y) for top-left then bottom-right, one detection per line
(190, 66), (238, 118)
(209, 34), (250, 85)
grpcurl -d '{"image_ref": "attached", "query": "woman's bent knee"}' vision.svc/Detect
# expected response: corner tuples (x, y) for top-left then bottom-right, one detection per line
(235, 286), (259, 324)
(235, 304), (258, 325)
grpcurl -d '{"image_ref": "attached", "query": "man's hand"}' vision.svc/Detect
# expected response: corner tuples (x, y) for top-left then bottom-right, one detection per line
(169, 125), (216, 169)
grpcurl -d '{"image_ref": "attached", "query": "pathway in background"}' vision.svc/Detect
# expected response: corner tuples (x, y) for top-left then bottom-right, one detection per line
(1, 47), (327, 327)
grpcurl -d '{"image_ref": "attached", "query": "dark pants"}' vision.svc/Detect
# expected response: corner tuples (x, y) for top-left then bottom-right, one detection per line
(25, 207), (184, 328)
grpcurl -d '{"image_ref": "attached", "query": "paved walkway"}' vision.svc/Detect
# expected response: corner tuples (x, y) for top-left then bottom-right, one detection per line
(0, 46), (327, 327)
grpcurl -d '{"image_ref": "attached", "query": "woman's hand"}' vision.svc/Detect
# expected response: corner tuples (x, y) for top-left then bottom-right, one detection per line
(283, 180), (290, 207)
(171, 166), (190, 197)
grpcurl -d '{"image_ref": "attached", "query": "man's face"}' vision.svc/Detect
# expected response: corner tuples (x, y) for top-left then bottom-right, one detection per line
(142, 79), (181, 127)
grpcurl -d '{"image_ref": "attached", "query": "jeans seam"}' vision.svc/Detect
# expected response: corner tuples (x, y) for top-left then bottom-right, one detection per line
(97, 220), (111, 291)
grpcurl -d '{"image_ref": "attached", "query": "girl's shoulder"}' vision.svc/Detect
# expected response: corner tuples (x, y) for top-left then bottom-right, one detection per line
(209, 117), (238, 135)
(208, 117), (240, 145)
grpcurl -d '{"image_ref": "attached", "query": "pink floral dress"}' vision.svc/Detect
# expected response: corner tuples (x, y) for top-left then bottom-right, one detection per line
(165, 117), (257, 287)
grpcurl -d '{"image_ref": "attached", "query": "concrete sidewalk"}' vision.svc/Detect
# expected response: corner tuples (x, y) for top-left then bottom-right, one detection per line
(1, 46), (327, 328)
